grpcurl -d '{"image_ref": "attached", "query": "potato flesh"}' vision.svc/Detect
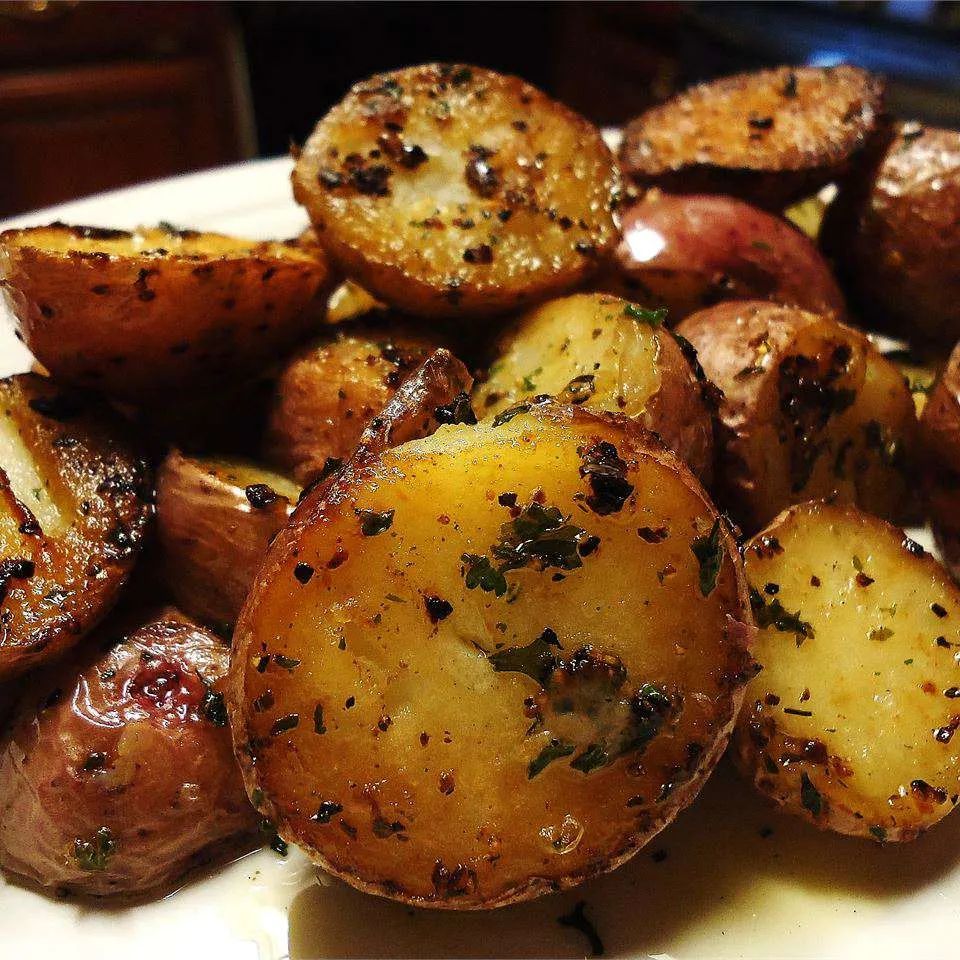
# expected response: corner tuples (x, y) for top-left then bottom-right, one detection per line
(233, 408), (750, 907)
(0, 413), (64, 536)
(738, 502), (960, 838)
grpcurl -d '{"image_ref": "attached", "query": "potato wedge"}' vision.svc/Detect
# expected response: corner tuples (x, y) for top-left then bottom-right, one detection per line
(473, 293), (714, 480)
(230, 403), (753, 909)
(263, 325), (441, 484)
(604, 193), (846, 323)
(620, 66), (884, 210)
(0, 374), (152, 680)
(156, 453), (299, 631)
(676, 301), (917, 532)
(293, 63), (618, 318)
(919, 343), (960, 580)
(734, 500), (960, 841)
(822, 123), (960, 347)
(0, 607), (257, 895)
(0, 223), (333, 401)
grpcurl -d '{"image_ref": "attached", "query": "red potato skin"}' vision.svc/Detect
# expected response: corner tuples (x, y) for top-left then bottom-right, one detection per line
(602, 193), (846, 325)
(0, 609), (258, 897)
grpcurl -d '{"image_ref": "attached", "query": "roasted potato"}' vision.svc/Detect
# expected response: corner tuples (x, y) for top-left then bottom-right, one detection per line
(263, 325), (440, 484)
(0, 223), (333, 401)
(473, 293), (714, 480)
(0, 608), (257, 895)
(230, 403), (754, 909)
(293, 63), (618, 318)
(604, 193), (846, 323)
(156, 453), (299, 630)
(0, 374), (152, 680)
(919, 343), (960, 580)
(676, 301), (917, 532)
(822, 123), (960, 347)
(734, 500), (960, 842)
(620, 66), (884, 210)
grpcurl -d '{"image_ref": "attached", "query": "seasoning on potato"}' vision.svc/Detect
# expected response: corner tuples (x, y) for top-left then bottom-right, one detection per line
(293, 63), (618, 318)
(0, 608), (258, 895)
(605, 192), (846, 324)
(734, 500), (960, 842)
(156, 453), (299, 631)
(230, 403), (754, 909)
(473, 293), (715, 480)
(0, 373), (153, 680)
(620, 65), (885, 210)
(822, 123), (960, 348)
(676, 301), (917, 533)
(0, 223), (333, 401)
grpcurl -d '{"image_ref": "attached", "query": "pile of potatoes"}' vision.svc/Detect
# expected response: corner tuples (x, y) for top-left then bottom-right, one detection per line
(2, 60), (960, 909)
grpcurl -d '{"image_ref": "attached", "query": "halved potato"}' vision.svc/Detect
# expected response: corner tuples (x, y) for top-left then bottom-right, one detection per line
(919, 343), (960, 580)
(230, 403), (753, 909)
(293, 63), (618, 318)
(0, 607), (257, 896)
(734, 500), (960, 842)
(0, 374), (153, 680)
(473, 293), (714, 480)
(822, 123), (960, 347)
(620, 65), (884, 210)
(156, 453), (299, 631)
(0, 223), (333, 401)
(605, 192), (846, 323)
(263, 325), (440, 484)
(676, 301), (917, 532)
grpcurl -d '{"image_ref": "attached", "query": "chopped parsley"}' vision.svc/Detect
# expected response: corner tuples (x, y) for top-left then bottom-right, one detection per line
(489, 627), (561, 685)
(624, 303), (668, 328)
(691, 518), (724, 596)
(74, 826), (116, 872)
(750, 588), (815, 645)
(357, 508), (395, 536)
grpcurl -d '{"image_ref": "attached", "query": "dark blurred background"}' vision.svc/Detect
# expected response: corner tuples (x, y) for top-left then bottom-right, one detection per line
(2, 0), (960, 217)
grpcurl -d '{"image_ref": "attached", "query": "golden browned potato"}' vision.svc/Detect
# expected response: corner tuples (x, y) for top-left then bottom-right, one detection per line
(0, 223), (333, 401)
(263, 325), (439, 484)
(919, 343), (960, 579)
(605, 193), (846, 323)
(676, 301), (917, 533)
(0, 374), (152, 681)
(0, 608), (257, 895)
(326, 279), (387, 325)
(473, 293), (715, 480)
(734, 500), (960, 842)
(822, 123), (960, 347)
(156, 453), (299, 630)
(293, 63), (618, 318)
(620, 66), (884, 210)
(230, 403), (754, 909)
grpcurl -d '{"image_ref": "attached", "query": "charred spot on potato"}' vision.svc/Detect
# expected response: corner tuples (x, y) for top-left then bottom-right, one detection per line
(424, 595), (453, 623)
(294, 562), (315, 584)
(357, 508), (395, 536)
(578, 440), (633, 515)
(434, 392), (477, 426)
(201, 690), (229, 727)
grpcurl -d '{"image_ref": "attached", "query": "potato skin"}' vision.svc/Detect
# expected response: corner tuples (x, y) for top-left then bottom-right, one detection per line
(919, 343), (960, 579)
(733, 501), (960, 842)
(293, 64), (618, 318)
(822, 123), (960, 347)
(620, 65), (884, 210)
(230, 404), (754, 909)
(0, 224), (333, 401)
(0, 374), (153, 680)
(156, 453), (298, 630)
(676, 301), (917, 532)
(473, 293), (714, 480)
(264, 325), (440, 484)
(605, 193), (846, 323)
(0, 609), (257, 895)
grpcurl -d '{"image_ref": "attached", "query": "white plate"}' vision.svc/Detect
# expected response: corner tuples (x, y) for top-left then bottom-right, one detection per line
(1, 160), (959, 960)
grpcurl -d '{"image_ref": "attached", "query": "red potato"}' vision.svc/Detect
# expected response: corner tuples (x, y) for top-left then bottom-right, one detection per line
(603, 193), (846, 324)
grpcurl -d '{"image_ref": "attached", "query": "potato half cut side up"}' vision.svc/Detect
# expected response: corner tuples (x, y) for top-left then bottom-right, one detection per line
(0, 223), (333, 401)
(293, 63), (618, 318)
(230, 404), (754, 909)
(676, 301), (917, 533)
(0, 374), (152, 680)
(156, 454), (299, 631)
(619, 65), (885, 210)
(734, 501), (960, 842)
(473, 293), (715, 481)
(0, 608), (257, 896)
